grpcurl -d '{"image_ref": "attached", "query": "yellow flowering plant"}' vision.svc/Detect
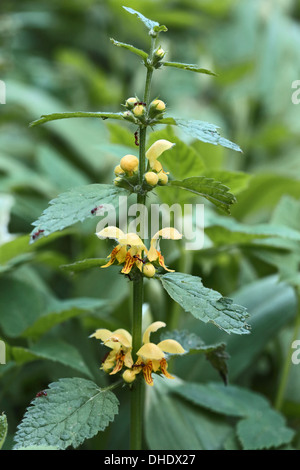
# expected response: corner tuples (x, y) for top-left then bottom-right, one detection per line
(15, 6), (257, 452)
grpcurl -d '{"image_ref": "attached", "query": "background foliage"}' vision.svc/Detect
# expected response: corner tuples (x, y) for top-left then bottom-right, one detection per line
(1, 0), (300, 450)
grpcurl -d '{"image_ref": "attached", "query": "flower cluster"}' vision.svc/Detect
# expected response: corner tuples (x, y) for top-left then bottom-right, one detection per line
(96, 226), (182, 277)
(90, 322), (185, 386)
(113, 139), (174, 188)
(122, 96), (166, 125)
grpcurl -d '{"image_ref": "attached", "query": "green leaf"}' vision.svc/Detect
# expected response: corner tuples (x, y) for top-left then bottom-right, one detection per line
(123, 6), (159, 31)
(30, 184), (129, 242)
(0, 276), (109, 338)
(202, 170), (252, 195)
(168, 177), (236, 214)
(16, 445), (59, 450)
(146, 376), (232, 450)
(161, 330), (229, 384)
(237, 410), (294, 450)
(174, 382), (295, 450)
(158, 117), (242, 153)
(174, 382), (269, 418)
(0, 414), (8, 450)
(163, 61), (217, 76)
(9, 339), (93, 378)
(271, 195), (300, 232)
(14, 378), (119, 450)
(61, 258), (109, 273)
(110, 38), (148, 61)
(160, 272), (250, 335)
(29, 111), (124, 128)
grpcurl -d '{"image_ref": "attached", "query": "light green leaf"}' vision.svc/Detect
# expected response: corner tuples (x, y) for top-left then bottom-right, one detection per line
(237, 410), (294, 450)
(163, 61), (217, 76)
(30, 184), (129, 242)
(158, 117), (242, 153)
(16, 445), (59, 450)
(14, 378), (119, 450)
(168, 177), (236, 214)
(202, 170), (252, 195)
(123, 6), (159, 31)
(29, 111), (124, 128)
(271, 195), (300, 232)
(0, 414), (8, 450)
(61, 258), (109, 273)
(110, 38), (148, 61)
(160, 272), (250, 335)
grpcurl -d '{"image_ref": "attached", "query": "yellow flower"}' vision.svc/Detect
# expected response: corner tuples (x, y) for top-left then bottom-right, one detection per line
(146, 139), (174, 174)
(134, 321), (185, 386)
(90, 328), (133, 375)
(96, 226), (146, 274)
(145, 228), (182, 272)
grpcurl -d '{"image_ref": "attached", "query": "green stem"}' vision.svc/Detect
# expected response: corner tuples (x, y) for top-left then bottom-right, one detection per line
(130, 35), (157, 451)
(274, 289), (300, 411)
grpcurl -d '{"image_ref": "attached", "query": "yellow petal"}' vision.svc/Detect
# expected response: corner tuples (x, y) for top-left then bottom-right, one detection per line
(113, 329), (132, 346)
(137, 342), (165, 361)
(156, 339), (186, 355)
(96, 226), (125, 240)
(142, 321), (166, 344)
(118, 232), (146, 249)
(152, 227), (182, 241)
(90, 328), (112, 342)
(146, 140), (175, 164)
(108, 333), (132, 349)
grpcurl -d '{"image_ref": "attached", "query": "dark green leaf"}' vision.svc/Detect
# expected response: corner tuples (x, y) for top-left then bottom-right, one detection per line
(61, 258), (109, 273)
(160, 272), (250, 335)
(14, 378), (119, 450)
(163, 61), (217, 76)
(0, 414), (8, 450)
(30, 184), (129, 242)
(168, 177), (236, 214)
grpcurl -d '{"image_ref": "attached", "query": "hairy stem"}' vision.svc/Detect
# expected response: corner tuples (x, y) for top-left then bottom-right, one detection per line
(130, 35), (157, 451)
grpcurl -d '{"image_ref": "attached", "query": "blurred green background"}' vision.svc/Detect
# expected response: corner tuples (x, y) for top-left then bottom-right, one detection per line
(1, 0), (300, 450)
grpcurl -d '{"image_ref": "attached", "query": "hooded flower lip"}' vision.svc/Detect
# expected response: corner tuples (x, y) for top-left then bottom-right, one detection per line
(96, 226), (146, 274)
(90, 327), (133, 374)
(146, 228), (182, 272)
(96, 226), (182, 275)
(134, 321), (185, 386)
(146, 139), (175, 174)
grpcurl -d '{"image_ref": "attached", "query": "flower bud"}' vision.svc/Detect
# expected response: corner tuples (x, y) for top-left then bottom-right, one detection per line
(149, 99), (166, 119)
(158, 172), (168, 185)
(123, 111), (137, 123)
(145, 171), (159, 186)
(155, 47), (165, 60)
(143, 263), (156, 278)
(114, 177), (123, 186)
(120, 155), (139, 173)
(133, 104), (146, 118)
(125, 97), (138, 109)
(123, 369), (137, 384)
(114, 165), (125, 176)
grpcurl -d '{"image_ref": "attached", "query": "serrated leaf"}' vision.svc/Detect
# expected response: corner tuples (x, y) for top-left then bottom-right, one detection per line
(163, 61), (217, 76)
(61, 258), (109, 273)
(161, 330), (229, 384)
(168, 177), (236, 214)
(123, 6), (159, 31)
(14, 378), (119, 450)
(160, 272), (250, 335)
(203, 170), (252, 195)
(30, 184), (129, 242)
(16, 445), (59, 450)
(0, 413), (8, 450)
(237, 410), (294, 450)
(110, 38), (148, 61)
(29, 111), (124, 128)
(158, 117), (242, 153)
